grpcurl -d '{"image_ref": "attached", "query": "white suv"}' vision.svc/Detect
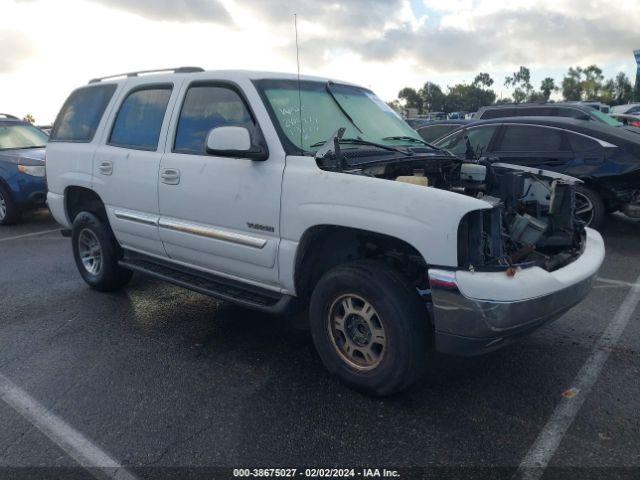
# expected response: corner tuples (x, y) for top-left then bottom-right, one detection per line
(46, 67), (605, 395)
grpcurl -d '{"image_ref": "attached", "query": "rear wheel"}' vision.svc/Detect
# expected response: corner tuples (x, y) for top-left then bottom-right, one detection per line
(575, 185), (605, 229)
(309, 261), (429, 396)
(0, 184), (20, 225)
(71, 212), (132, 291)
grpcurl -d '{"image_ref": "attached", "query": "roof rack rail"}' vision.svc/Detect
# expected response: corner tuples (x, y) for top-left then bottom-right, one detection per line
(89, 66), (204, 84)
(0, 113), (19, 119)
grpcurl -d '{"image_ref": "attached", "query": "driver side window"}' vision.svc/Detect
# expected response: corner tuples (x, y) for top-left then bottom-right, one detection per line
(438, 126), (499, 157)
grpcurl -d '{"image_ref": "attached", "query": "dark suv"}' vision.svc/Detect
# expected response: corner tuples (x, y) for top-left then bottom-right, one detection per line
(476, 103), (622, 127)
(434, 116), (640, 228)
(0, 114), (48, 224)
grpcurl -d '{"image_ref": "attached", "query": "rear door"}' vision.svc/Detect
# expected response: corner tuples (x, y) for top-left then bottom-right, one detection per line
(92, 79), (180, 257)
(488, 124), (574, 172)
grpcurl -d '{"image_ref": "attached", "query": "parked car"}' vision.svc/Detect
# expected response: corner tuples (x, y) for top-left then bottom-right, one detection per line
(46, 68), (604, 395)
(610, 113), (640, 128)
(416, 120), (470, 143)
(434, 116), (640, 228)
(405, 117), (431, 129)
(476, 102), (622, 127)
(0, 114), (48, 224)
(611, 103), (640, 115)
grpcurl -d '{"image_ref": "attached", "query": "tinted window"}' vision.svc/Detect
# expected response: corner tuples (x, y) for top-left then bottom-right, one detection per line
(568, 133), (601, 152)
(417, 124), (460, 143)
(0, 124), (48, 150)
(517, 106), (554, 116)
(436, 125), (498, 157)
(480, 108), (515, 119)
(51, 85), (117, 142)
(175, 85), (254, 154)
(557, 107), (590, 121)
(628, 106), (640, 114)
(109, 86), (172, 150)
(496, 126), (567, 152)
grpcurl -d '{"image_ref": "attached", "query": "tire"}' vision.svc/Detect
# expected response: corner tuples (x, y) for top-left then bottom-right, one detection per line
(71, 211), (132, 291)
(575, 185), (605, 229)
(309, 260), (430, 396)
(0, 183), (20, 225)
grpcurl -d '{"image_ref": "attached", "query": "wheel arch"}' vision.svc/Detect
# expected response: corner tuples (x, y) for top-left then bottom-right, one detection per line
(64, 186), (108, 224)
(293, 224), (429, 301)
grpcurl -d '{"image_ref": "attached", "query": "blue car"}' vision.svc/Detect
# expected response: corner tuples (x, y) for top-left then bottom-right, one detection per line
(0, 114), (48, 225)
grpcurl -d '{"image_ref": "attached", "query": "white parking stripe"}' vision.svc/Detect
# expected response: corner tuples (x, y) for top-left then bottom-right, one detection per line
(0, 228), (61, 243)
(515, 273), (640, 480)
(0, 373), (138, 480)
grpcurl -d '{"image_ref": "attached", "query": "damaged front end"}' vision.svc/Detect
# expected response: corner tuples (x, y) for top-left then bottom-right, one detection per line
(457, 164), (585, 273)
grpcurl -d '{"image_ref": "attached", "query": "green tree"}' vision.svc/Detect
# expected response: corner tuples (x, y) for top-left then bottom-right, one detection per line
(473, 72), (494, 88)
(562, 67), (584, 100)
(611, 72), (633, 105)
(505, 66), (533, 103)
(398, 87), (423, 113)
(419, 81), (446, 112)
(582, 65), (604, 99)
(540, 77), (558, 101)
(446, 83), (496, 112)
(22, 114), (35, 124)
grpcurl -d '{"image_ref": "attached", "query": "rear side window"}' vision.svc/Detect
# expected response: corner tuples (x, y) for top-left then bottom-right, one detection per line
(480, 108), (515, 119)
(109, 86), (172, 150)
(174, 85), (254, 155)
(495, 126), (568, 152)
(50, 85), (117, 142)
(557, 108), (590, 121)
(568, 133), (602, 152)
(517, 107), (554, 116)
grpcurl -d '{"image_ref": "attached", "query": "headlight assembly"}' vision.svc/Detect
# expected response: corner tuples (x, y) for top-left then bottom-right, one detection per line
(18, 165), (46, 177)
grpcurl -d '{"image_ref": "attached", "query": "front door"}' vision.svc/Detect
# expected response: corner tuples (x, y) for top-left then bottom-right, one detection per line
(158, 82), (283, 286)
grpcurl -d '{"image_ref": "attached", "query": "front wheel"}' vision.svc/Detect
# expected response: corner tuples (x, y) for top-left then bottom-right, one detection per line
(309, 261), (430, 396)
(71, 212), (132, 291)
(575, 185), (605, 229)
(0, 184), (20, 225)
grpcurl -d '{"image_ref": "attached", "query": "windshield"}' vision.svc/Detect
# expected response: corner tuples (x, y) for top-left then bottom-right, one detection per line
(256, 79), (421, 153)
(590, 109), (622, 126)
(0, 124), (48, 150)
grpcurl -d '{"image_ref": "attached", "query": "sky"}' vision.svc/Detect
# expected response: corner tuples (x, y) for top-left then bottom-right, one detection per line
(1, 0), (639, 124)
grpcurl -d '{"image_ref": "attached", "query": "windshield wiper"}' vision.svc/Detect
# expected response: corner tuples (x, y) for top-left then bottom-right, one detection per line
(326, 82), (363, 134)
(311, 137), (412, 156)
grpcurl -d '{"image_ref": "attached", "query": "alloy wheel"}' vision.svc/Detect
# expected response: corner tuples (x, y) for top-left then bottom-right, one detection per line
(78, 228), (103, 276)
(0, 192), (6, 221)
(328, 294), (387, 371)
(575, 191), (595, 226)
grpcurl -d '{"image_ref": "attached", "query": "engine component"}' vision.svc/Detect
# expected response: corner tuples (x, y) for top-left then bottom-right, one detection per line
(509, 213), (548, 246)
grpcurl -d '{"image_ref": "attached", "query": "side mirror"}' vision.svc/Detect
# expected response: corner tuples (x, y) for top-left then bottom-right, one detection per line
(205, 126), (268, 160)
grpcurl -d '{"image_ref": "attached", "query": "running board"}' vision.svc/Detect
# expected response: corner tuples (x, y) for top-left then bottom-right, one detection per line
(119, 252), (295, 315)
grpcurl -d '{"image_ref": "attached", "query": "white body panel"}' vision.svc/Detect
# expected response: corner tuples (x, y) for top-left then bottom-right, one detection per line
(46, 69), (602, 308)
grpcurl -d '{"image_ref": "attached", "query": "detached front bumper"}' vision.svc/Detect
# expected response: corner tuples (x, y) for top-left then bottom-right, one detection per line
(429, 228), (605, 356)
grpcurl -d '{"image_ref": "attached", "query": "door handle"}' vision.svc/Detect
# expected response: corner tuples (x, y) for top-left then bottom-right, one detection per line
(98, 161), (113, 175)
(160, 168), (181, 185)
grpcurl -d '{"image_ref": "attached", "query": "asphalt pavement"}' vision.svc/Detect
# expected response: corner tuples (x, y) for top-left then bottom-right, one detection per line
(0, 209), (638, 480)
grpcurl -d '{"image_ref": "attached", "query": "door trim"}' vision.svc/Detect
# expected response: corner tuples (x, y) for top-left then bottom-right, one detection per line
(114, 210), (159, 226)
(158, 217), (267, 249)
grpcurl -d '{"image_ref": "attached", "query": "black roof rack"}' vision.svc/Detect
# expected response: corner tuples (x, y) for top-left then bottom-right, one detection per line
(0, 113), (19, 120)
(89, 66), (204, 84)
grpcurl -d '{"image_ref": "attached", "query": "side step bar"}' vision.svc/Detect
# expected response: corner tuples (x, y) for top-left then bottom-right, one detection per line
(119, 252), (296, 315)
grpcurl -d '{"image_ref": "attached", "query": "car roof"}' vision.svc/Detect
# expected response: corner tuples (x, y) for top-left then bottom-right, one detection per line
(478, 103), (594, 113)
(444, 116), (640, 143)
(85, 68), (359, 88)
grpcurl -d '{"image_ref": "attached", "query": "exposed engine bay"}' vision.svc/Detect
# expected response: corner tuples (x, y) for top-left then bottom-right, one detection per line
(320, 153), (586, 273)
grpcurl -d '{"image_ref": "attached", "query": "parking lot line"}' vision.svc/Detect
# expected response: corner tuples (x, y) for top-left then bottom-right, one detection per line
(514, 273), (640, 480)
(0, 373), (138, 480)
(0, 228), (61, 243)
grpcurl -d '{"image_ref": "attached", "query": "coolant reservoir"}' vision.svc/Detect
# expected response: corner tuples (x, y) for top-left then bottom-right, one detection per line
(396, 172), (429, 187)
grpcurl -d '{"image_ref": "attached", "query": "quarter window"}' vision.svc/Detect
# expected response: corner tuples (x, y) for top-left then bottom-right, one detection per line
(495, 126), (568, 152)
(109, 86), (172, 150)
(568, 133), (601, 152)
(50, 85), (117, 142)
(174, 85), (254, 154)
